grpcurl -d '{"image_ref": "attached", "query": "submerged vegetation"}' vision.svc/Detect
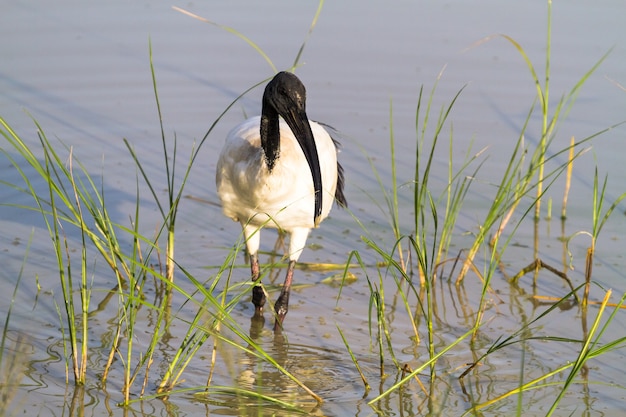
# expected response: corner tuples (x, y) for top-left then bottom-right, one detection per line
(1, 1), (626, 415)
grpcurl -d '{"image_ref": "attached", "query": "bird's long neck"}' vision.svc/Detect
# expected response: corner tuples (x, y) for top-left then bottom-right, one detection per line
(260, 103), (280, 172)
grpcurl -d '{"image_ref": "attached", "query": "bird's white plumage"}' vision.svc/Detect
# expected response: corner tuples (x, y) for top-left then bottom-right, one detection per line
(216, 115), (338, 260)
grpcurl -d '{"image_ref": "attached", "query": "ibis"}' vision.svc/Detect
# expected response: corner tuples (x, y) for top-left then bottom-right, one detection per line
(216, 71), (346, 329)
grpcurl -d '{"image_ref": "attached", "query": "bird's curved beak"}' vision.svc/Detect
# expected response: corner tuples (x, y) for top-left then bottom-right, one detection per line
(282, 108), (323, 227)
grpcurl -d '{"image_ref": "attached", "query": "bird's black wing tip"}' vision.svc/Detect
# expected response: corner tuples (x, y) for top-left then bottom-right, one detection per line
(335, 161), (348, 209)
(315, 120), (347, 209)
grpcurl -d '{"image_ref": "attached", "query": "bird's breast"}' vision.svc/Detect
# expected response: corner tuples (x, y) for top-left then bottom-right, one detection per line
(216, 116), (338, 230)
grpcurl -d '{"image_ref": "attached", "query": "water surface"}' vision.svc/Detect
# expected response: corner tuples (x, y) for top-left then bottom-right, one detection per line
(1, 1), (626, 415)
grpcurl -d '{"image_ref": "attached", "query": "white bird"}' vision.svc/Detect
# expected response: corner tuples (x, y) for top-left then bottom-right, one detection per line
(216, 71), (346, 329)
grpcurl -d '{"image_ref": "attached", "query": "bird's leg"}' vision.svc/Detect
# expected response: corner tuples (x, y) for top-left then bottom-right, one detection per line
(250, 253), (266, 314)
(243, 224), (265, 315)
(274, 259), (296, 330)
(273, 228), (309, 330)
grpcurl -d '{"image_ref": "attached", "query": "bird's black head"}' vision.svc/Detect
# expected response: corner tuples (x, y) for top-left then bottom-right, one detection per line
(260, 71), (323, 225)
(263, 71), (307, 117)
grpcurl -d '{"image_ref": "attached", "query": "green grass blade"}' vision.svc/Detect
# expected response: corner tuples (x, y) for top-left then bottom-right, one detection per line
(172, 6), (276, 73)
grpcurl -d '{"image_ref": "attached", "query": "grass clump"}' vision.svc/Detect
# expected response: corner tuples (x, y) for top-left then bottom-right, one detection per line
(334, 1), (626, 413)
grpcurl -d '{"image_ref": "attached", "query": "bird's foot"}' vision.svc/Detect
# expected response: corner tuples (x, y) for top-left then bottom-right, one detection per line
(273, 291), (290, 331)
(252, 285), (266, 314)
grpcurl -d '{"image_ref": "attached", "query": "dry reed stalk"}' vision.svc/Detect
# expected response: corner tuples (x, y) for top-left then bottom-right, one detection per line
(561, 136), (575, 219)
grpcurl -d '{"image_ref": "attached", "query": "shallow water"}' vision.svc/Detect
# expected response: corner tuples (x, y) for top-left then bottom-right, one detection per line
(2, 1), (626, 415)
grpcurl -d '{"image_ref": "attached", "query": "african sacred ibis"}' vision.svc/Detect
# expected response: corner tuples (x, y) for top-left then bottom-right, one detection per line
(216, 71), (346, 329)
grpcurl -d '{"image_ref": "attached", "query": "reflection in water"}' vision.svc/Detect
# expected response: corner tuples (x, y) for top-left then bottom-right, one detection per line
(0, 332), (30, 415)
(227, 315), (363, 416)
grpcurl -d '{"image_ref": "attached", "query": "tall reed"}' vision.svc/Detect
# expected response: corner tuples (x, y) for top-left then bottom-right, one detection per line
(565, 169), (626, 308)
(344, 1), (625, 410)
(466, 2), (613, 273)
(0, 119), (98, 384)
